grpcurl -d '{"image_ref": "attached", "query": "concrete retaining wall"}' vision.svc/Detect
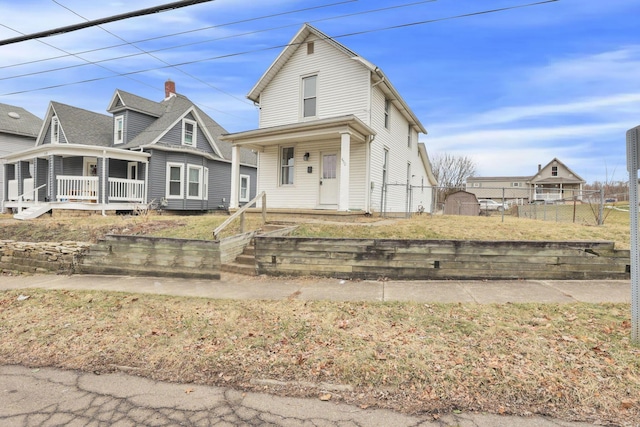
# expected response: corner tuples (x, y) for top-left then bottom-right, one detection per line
(255, 237), (631, 280)
(0, 240), (90, 275)
(80, 235), (221, 279)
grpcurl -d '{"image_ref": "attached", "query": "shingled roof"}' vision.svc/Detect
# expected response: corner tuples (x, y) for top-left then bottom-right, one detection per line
(48, 102), (112, 147)
(0, 103), (42, 138)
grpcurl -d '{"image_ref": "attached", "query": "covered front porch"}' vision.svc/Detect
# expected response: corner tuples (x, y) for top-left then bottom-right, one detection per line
(2, 145), (150, 217)
(222, 115), (375, 212)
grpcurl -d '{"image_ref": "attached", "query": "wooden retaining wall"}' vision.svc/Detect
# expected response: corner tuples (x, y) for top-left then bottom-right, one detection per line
(81, 235), (221, 279)
(255, 237), (630, 280)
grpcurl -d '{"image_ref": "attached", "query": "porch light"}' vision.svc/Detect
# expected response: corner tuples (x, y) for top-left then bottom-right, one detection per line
(303, 152), (310, 161)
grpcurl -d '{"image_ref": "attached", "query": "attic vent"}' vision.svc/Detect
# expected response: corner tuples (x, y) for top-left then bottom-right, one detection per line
(307, 41), (314, 55)
(8, 111), (20, 119)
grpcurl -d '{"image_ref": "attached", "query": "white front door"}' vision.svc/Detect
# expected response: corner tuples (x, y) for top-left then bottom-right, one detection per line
(319, 153), (338, 205)
(84, 158), (98, 177)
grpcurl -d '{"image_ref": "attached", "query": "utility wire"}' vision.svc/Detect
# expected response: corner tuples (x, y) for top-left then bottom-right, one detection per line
(1, 0), (438, 80)
(50, 0), (251, 109)
(0, 0), (559, 97)
(0, 0), (215, 46)
(0, 0), (359, 70)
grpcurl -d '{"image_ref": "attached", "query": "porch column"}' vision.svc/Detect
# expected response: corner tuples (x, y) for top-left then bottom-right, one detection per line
(339, 131), (351, 211)
(230, 145), (240, 209)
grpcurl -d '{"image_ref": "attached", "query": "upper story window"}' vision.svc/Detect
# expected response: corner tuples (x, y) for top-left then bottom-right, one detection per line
(551, 166), (558, 176)
(407, 124), (412, 148)
(302, 75), (317, 118)
(384, 99), (390, 129)
(307, 41), (314, 55)
(281, 147), (295, 185)
(51, 116), (60, 144)
(182, 119), (197, 146)
(114, 116), (124, 145)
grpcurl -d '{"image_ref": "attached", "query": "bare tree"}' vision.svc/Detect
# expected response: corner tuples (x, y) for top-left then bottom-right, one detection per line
(431, 152), (477, 194)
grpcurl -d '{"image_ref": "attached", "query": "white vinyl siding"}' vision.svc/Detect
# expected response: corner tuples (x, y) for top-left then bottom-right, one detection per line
(257, 140), (367, 210)
(166, 163), (183, 199)
(258, 35), (370, 128)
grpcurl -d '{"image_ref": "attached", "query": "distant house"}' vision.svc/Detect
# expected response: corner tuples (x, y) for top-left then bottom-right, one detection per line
(1, 81), (257, 219)
(466, 158), (586, 203)
(221, 23), (437, 215)
(0, 103), (42, 213)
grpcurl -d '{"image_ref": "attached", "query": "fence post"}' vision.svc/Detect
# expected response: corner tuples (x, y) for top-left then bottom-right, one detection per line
(599, 188), (605, 226)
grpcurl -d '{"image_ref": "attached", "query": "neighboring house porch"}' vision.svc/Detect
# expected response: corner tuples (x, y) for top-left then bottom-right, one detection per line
(3, 144), (150, 214)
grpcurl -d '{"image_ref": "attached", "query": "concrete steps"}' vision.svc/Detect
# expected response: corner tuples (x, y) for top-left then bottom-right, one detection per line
(220, 223), (295, 276)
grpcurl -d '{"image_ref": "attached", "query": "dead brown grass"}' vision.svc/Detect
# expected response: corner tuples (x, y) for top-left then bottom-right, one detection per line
(0, 289), (638, 425)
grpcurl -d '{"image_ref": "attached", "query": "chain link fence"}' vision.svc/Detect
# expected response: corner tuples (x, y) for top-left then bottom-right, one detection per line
(379, 183), (615, 226)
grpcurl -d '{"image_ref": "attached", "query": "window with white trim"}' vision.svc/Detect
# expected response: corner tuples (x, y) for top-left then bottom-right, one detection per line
(302, 75), (317, 118)
(512, 182), (521, 187)
(187, 165), (204, 199)
(551, 166), (558, 176)
(114, 116), (124, 145)
(473, 182), (480, 188)
(240, 174), (250, 202)
(280, 147), (294, 185)
(51, 116), (60, 144)
(166, 163), (183, 198)
(182, 119), (197, 146)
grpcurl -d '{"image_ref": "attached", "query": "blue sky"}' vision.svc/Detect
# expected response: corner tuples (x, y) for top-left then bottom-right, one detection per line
(1, 0), (638, 184)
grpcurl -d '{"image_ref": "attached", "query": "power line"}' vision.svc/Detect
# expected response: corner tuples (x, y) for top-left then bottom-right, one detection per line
(0, 0), (559, 98)
(0, 0), (215, 47)
(0, 0), (359, 70)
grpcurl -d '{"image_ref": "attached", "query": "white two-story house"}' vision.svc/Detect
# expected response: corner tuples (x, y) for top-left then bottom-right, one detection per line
(222, 24), (436, 215)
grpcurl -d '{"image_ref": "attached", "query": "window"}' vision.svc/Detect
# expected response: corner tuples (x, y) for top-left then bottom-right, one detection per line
(512, 182), (521, 187)
(280, 147), (295, 185)
(187, 165), (203, 199)
(166, 163), (183, 198)
(182, 119), (197, 146)
(240, 174), (250, 202)
(407, 124), (412, 148)
(51, 116), (60, 144)
(473, 182), (480, 188)
(307, 41), (314, 55)
(114, 116), (124, 145)
(384, 99), (390, 129)
(302, 75), (317, 118)
(551, 166), (558, 176)
(382, 148), (389, 187)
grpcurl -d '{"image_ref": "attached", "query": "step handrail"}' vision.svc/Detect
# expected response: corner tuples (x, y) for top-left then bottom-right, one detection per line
(213, 191), (266, 240)
(17, 183), (47, 212)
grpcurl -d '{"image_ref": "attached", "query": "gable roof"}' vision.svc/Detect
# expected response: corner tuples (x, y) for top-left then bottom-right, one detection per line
(0, 103), (42, 138)
(531, 157), (585, 184)
(118, 93), (256, 166)
(37, 101), (112, 147)
(247, 23), (427, 134)
(107, 89), (165, 117)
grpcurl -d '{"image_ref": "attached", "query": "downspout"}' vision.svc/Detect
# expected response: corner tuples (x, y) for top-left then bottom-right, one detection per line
(101, 150), (106, 216)
(366, 134), (376, 214)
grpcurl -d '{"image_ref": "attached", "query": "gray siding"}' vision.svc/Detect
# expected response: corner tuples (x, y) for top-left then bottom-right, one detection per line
(0, 133), (35, 209)
(146, 149), (256, 212)
(109, 159), (128, 179)
(122, 110), (156, 145)
(35, 158), (48, 201)
(156, 114), (217, 156)
(62, 157), (83, 175)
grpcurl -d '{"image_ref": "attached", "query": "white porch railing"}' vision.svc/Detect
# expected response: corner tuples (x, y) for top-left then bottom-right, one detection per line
(534, 191), (563, 201)
(108, 178), (145, 202)
(57, 176), (99, 202)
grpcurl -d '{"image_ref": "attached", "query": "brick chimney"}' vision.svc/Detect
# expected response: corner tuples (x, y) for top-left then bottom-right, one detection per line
(165, 79), (176, 98)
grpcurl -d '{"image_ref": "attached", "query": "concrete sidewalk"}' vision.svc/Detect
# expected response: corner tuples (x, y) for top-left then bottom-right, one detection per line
(0, 272), (631, 303)
(0, 273), (631, 427)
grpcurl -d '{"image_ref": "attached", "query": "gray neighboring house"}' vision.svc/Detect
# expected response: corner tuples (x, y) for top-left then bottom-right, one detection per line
(2, 81), (257, 219)
(0, 103), (42, 213)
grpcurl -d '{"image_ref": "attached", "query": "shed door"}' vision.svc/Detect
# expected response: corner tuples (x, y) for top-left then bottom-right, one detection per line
(319, 153), (338, 205)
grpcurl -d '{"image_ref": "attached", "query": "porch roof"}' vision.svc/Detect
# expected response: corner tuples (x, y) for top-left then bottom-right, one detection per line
(219, 115), (376, 150)
(0, 144), (150, 163)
